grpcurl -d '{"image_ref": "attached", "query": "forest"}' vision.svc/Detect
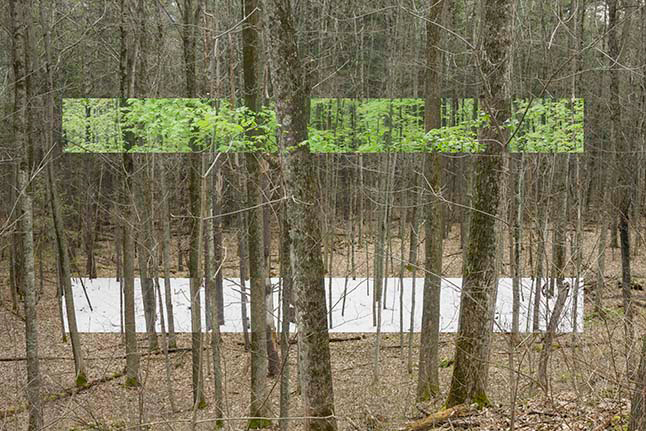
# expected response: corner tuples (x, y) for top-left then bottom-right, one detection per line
(61, 97), (584, 152)
(0, 0), (645, 430)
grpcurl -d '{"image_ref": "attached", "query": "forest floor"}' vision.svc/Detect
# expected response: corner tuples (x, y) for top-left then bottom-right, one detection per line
(1, 222), (645, 430)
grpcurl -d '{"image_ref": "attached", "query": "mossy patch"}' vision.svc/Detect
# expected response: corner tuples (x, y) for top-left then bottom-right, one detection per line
(197, 398), (207, 410)
(439, 357), (454, 368)
(472, 392), (491, 409)
(75, 372), (89, 388)
(124, 376), (139, 388)
(247, 418), (272, 429)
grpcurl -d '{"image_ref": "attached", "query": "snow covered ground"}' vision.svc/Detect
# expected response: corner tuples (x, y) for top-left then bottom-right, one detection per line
(64, 277), (584, 334)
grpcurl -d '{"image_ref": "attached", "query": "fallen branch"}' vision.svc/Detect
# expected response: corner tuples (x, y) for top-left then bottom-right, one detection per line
(236, 334), (366, 347)
(0, 370), (125, 419)
(0, 347), (193, 362)
(406, 404), (474, 431)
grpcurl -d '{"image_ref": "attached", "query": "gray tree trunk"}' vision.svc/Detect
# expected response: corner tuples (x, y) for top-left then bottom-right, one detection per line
(10, 1), (42, 427)
(446, 0), (512, 408)
(134, 156), (159, 352)
(18, 170), (44, 430)
(160, 161), (177, 349)
(417, 0), (447, 401)
(241, 1), (271, 426)
(279, 200), (293, 431)
(630, 336), (646, 430)
(39, 0), (87, 387)
(265, 1), (337, 429)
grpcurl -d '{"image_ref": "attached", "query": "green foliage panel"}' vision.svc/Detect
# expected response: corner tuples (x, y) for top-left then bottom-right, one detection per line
(62, 98), (584, 153)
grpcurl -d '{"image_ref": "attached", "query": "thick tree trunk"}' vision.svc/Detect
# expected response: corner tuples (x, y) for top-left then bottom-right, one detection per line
(446, 0), (512, 408)
(265, 1), (337, 429)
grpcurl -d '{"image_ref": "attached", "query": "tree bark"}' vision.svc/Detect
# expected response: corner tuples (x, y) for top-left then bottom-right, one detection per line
(39, 0), (87, 387)
(183, 0), (206, 410)
(417, 0), (446, 402)
(10, 1), (42, 427)
(241, 1), (271, 426)
(160, 161), (177, 349)
(265, 1), (337, 429)
(630, 336), (646, 430)
(446, 0), (512, 408)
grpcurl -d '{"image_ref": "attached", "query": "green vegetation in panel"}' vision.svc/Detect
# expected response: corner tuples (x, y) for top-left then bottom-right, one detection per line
(62, 97), (583, 153)
(509, 98), (584, 153)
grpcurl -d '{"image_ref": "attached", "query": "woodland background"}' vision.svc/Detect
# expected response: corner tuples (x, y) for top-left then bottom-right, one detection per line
(1, 0), (646, 430)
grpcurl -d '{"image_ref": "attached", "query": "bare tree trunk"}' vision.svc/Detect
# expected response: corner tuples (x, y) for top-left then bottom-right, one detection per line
(241, 1), (270, 425)
(417, 0), (447, 401)
(188, 153), (206, 409)
(372, 154), (388, 384)
(630, 336), (646, 430)
(134, 156), (159, 352)
(446, 0), (512, 408)
(265, 1), (337, 429)
(607, 0), (634, 353)
(18, 170), (43, 430)
(11, 1), (42, 427)
(537, 154), (569, 395)
(206, 157), (224, 427)
(236, 155), (251, 351)
(160, 161), (177, 349)
(48, 162), (88, 386)
(537, 282), (570, 394)
(39, 0), (87, 387)
(122, 150), (139, 390)
(279, 199), (293, 431)
(119, 0), (140, 392)
(408, 161), (423, 374)
(183, 0), (206, 410)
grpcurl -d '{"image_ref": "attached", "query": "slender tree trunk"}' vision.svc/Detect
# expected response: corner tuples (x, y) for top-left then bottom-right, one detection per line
(537, 154), (569, 395)
(10, 2), (42, 427)
(279, 199), (293, 431)
(134, 156), (159, 352)
(205, 158), (224, 427)
(48, 162), (88, 386)
(160, 161), (177, 349)
(119, 0), (140, 391)
(417, 0), (446, 401)
(236, 155), (251, 351)
(183, 0), (206, 410)
(607, 0), (634, 352)
(18, 170), (43, 430)
(39, 0), (87, 387)
(372, 155), (388, 384)
(241, 1), (271, 425)
(630, 336), (646, 430)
